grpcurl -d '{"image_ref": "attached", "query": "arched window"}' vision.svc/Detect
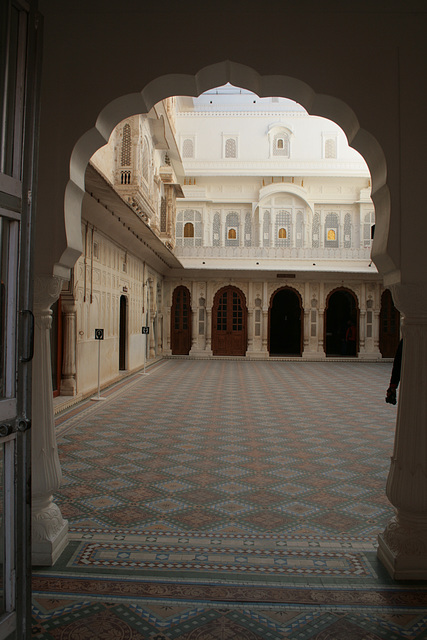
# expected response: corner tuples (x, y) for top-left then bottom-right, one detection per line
(182, 138), (194, 158)
(121, 123), (131, 166)
(363, 211), (375, 248)
(325, 138), (337, 159)
(244, 212), (252, 247)
(184, 222), (194, 238)
(263, 210), (270, 247)
(276, 210), (291, 247)
(225, 138), (237, 158)
(175, 210), (203, 247)
(312, 211), (321, 248)
(296, 210), (304, 248)
(225, 212), (239, 245)
(273, 133), (290, 157)
(344, 212), (352, 248)
(325, 213), (339, 247)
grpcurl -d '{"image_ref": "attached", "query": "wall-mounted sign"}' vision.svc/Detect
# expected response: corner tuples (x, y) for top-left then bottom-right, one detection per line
(95, 329), (104, 340)
(141, 326), (150, 334)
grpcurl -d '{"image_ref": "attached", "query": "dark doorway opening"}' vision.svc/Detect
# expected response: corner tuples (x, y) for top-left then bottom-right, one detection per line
(269, 287), (302, 356)
(171, 285), (192, 355)
(379, 289), (400, 357)
(119, 295), (127, 370)
(212, 286), (247, 356)
(325, 288), (358, 356)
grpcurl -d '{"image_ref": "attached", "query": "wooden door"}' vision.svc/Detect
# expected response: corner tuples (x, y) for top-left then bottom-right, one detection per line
(171, 286), (191, 355)
(379, 289), (400, 357)
(212, 286), (247, 356)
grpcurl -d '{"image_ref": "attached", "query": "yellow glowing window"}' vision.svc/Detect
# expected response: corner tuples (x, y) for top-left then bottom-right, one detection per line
(228, 228), (237, 239)
(184, 222), (194, 238)
(327, 229), (336, 241)
(278, 228), (287, 239)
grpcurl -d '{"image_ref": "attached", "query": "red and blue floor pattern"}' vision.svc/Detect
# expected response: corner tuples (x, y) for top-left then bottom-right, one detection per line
(32, 360), (427, 638)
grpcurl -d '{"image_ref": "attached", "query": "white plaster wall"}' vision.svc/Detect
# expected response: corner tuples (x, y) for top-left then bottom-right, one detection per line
(73, 223), (163, 395)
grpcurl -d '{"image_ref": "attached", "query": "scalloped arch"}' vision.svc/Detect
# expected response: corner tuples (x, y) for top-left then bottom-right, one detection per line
(62, 61), (390, 275)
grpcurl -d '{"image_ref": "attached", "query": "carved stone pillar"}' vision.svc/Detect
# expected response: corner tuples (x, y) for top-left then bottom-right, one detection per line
(165, 307), (171, 355)
(206, 307), (213, 354)
(317, 308), (326, 357)
(358, 310), (366, 355)
(32, 275), (69, 565)
(262, 309), (269, 354)
(190, 308), (198, 353)
(157, 313), (163, 353)
(377, 283), (427, 579)
(246, 308), (254, 353)
(149, 313), (156, 358)
(303, 309), (309, 354)
(60, 299), (77, 396)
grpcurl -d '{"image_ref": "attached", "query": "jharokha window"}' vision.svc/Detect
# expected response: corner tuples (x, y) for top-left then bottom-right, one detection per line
(228, 228), (237, 240)
(184, 222), (194, 238)
(278, 228), (287, 239)
(327, 229), (336, 241)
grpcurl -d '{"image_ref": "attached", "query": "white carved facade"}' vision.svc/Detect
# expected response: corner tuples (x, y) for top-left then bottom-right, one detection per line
(56, 90), (398, 398)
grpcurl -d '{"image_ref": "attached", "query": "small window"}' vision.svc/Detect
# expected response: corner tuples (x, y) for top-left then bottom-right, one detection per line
(225, 138), (237, 158)
(278, 228), (287, 239)
(228, 228), (237, 240)
(184, 222), (194, 238)
(325, 138), (337, 159)
(273, 133), (290, 157)
(182, 138), (194, 159)
(327, 229), (336, 241)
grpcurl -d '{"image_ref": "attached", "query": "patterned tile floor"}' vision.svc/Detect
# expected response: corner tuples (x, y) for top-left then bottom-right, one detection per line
(32, 360), (427, 638)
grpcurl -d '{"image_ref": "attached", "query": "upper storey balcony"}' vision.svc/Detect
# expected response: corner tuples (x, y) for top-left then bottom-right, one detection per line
(173, 245), (374, 273)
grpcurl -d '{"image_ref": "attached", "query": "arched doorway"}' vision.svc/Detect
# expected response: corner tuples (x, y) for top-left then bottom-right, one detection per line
(119, 295), (127, 370)
(212, 286), (247, 356)
(269, 287), (302, 356)
(171, 285), (192, 355)
(325, 288), (359, 356)
(379, 289), (400, 357)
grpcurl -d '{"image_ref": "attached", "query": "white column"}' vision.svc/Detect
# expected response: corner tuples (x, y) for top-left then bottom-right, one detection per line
(60, 298), (77, 396)
(165, 307), (171, 355)
(149, 313), (156, 358)
(190, 307), (198, 353)
(317, 282), (326, 357)
(32, 275), (69, 565)
(157, 313), (163, 353)
(377, 283), (427, 579)
(246, 308), (254, 353)
(206, 307), (213, 354)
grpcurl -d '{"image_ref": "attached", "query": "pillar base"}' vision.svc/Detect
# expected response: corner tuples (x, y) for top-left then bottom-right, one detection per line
(302, 350), (325, 360)
(32, 500), (69, 566)
(60, 377), (77, 396)
(247, 350), (268, 359)
(377, 516), (427, 580)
